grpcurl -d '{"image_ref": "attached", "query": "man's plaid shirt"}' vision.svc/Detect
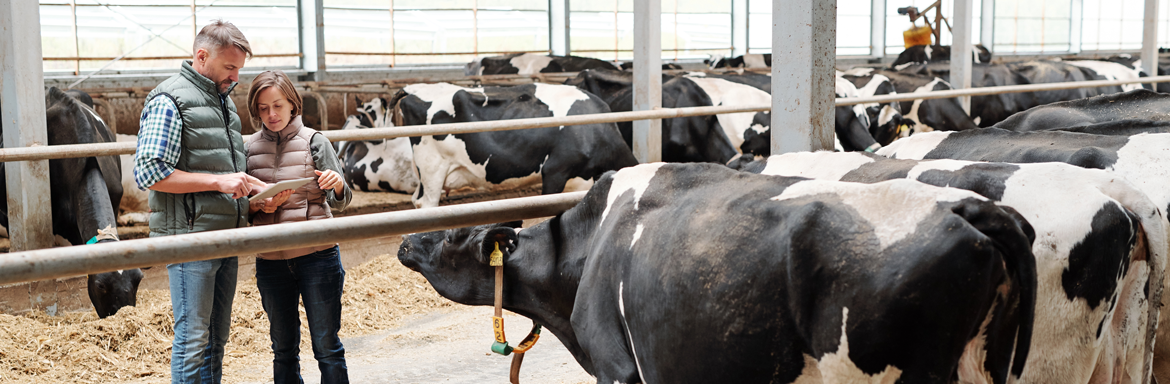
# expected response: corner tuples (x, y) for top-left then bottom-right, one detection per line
(133, 95), (184, 190)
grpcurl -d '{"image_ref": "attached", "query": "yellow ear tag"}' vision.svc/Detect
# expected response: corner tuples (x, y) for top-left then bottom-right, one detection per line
(489, 242), (504, 267)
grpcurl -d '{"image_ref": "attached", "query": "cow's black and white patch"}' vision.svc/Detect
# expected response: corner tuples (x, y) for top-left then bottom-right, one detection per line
(752, 150), (1167, 384)
(393, 82), (637, 208)
(399, 162), (1037, 384)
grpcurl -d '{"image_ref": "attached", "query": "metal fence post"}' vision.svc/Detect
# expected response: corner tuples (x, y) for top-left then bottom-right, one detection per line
(952, 0), (974, 114)
(1142, 0), (1160, 86)
(0, 0), (54, 251)
(771, 0), (836, 154)
(300, 0), (327, 81)
(633, 0), (662, 163)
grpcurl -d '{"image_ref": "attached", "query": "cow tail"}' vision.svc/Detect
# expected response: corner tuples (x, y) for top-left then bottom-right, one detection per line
(389, 89), (409, 127)
(958, 201), (1037, 379)
(988, 204), (1037, 379)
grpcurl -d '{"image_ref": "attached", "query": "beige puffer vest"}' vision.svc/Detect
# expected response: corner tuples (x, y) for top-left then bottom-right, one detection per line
(247, 116), (334, 260)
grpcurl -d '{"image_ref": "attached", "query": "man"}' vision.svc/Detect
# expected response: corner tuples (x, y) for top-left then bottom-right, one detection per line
(133, 20), (266, 384)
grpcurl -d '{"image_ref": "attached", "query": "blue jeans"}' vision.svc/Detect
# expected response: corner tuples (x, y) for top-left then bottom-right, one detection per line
(169, 257), (238, 384)
(256, 246), (349, 384)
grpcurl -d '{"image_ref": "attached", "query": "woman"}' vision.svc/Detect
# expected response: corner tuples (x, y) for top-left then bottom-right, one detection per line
(246, 70), (352, 384)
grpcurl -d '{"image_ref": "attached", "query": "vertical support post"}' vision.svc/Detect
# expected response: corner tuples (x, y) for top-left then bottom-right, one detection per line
(300, 0), (327, 82)
(732, 0), (748, 57)
(1, 0), (54, 251)
(870, 0), (886, 58)
(633, 0), (662, 163)
(549, 0), (570, 55)
(981, 0), (995, 51)
(71, 0), (80, 76)
(771, 0), (835, 154)
(1069, 0), (1082, 54)
(1142, 0), (1159, 83)
(951, 0), (974, 113)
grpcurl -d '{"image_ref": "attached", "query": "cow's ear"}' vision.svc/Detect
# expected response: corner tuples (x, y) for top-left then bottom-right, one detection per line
(478, 225), (520, 265)
(379, 97), (389, 109)
(354, 96), (363, 105)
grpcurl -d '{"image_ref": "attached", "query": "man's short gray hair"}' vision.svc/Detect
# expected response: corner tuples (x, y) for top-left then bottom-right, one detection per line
(193, 19), (253, 59)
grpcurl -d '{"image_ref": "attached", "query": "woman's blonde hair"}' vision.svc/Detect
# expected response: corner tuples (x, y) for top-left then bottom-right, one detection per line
(247, 70), (302, 127)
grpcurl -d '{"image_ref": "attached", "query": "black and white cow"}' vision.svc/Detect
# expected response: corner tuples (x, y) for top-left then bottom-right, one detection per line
(391, 82), (638, 208)
(835, 69), (908, 147)
(565, 69), (742, 163)
(899, 61), (1125, 127)
(0, 88), (142, 318)
(1103, 54), (1170, 93)
(705, 53), (771, 69)
(399, 162), (1037, 384)
(336, 114), (418, 193)
(991, 89), (1170, 132)
(877, 128), (1170, 382)
(465, 53), (620, 76)
(890, 44), (993, 71)
(618, 62), (684, 71)
(738, 151), (1167, 384)
(857, 68), (980, 132)
(1063, 59), (1147, 92)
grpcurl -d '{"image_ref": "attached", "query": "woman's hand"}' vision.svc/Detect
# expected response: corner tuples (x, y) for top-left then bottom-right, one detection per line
(315, 169), (345, 194)
(260, 189), (294, 213)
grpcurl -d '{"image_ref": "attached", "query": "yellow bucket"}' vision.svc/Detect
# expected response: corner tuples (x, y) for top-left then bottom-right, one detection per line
(903, 25), (933, 48)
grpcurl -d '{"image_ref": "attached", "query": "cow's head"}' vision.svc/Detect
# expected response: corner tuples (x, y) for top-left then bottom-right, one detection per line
(398, 221), (523, 305)
(354, 96), (390, 127)
(465, 57), (484, 76)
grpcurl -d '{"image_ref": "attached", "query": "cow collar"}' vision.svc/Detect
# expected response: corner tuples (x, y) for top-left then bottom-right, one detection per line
(488, 241), (543, 384)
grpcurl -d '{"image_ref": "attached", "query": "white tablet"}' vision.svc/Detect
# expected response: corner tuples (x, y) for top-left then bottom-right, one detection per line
(249, 177), (316, 202)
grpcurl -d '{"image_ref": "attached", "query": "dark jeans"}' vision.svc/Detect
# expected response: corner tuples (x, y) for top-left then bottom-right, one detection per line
(256, 246), (349, 384)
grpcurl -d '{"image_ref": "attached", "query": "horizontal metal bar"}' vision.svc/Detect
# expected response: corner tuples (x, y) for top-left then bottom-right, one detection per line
(0, 191), (585, 286)
(835, 75), (1170, 106)
(44, 53), (303, 61)
(0, 104), (768, 161)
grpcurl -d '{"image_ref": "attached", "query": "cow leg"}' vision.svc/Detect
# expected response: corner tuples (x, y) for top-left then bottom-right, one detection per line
(411, 163), (449, 209)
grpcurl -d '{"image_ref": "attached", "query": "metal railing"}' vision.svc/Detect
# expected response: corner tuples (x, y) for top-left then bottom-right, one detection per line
(0, 191), (585, 286)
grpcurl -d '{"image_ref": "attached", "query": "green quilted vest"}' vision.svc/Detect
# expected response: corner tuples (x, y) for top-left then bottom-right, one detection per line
(145, 60), (248, 237)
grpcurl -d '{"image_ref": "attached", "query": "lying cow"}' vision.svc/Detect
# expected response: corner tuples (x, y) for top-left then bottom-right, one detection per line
(835, 69), (908, 146)
(0, 88), (142, 318)
(899, 61), (1125, 126)
(991, 89), (1170, 132)
(399, 162), (1037, 383)
(465, 53), (619, 76)
(705, 53), (771, 69)
(890, 44), (993, 70)
(391, 82), (638, 208)
(850, 68), (979, 133)
(566, 69), (740, 163)
(877, 128), (1170, 382)
(738, 151), (1167, 384)
(336, 114), (418, 193)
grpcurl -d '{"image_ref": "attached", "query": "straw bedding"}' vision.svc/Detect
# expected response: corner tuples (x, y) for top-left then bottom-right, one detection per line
(0, 253), (451, 383)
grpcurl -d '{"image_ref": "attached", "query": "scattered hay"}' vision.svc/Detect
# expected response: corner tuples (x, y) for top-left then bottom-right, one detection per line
(0, 253), (451, 383)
